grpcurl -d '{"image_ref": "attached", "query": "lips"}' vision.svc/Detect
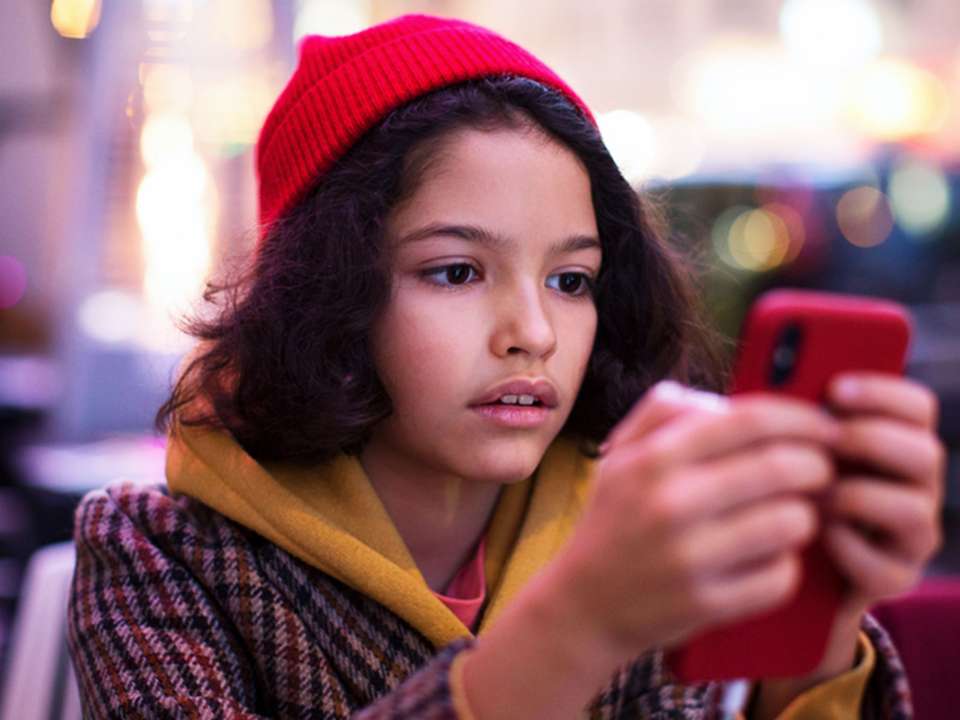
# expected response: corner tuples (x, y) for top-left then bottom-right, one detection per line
(470, 377), (559, 408)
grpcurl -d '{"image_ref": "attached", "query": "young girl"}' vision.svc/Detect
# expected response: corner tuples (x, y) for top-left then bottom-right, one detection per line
(67, 14), (943, 719)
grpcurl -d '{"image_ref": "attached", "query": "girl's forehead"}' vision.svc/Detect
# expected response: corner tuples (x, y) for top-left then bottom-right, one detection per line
(392, 221), (601, 259)
(389, 127), (597, 246)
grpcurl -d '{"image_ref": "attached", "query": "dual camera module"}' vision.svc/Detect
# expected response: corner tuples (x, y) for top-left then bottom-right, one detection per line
(769, 322), (803, 387)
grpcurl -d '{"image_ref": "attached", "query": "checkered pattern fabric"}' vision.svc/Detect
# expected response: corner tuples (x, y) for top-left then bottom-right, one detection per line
(67, 482), (913, 718)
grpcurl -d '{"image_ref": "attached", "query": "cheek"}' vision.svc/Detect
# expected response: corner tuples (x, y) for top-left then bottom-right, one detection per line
(572, 308), (598, 365)
(372, 303), (477, 397)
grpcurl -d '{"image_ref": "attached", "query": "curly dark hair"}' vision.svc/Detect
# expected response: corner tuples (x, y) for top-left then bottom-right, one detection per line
(155, 75), (731, 464)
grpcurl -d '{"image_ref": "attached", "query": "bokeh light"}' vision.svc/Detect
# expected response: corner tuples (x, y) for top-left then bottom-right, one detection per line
(141, 63), (194, 115)
(843, 58), (950, 140)
(143, 0), (193, 24)
(193, 70), (282, 151)
(779, 0), (883, 67)
(136, 113), (216, 320)
(140, 113), (194, 169)
(50, 0), (102, 39)
(294, 0), (371, 43)
(730, 209), (791, 271)
(760, 202), (806, 263)
(0, 255), (28, 309)
(712, 206), (750, 269)
(836, 186), (894, 247)
(646, 116), (706, 181)
(712, 203), (808, 273)
(136, 153), (216, 316)
(206, 0), (274, 50)
(597, 110), (656, 185)
(889, 158), (952, 238)
(675, 37), (830, 136)
(77, 287), (194, 352)
(77, 290), (141, 344)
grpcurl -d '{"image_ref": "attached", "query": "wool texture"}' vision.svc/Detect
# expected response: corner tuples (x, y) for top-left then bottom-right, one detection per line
(255, 13), (597, 236)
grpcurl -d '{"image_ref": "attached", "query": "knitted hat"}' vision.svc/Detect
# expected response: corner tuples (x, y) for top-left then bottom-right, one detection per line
(255, 13), (597, 236)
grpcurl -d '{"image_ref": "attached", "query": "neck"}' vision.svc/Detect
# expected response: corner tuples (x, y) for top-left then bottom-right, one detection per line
(359, 446), (503, 593)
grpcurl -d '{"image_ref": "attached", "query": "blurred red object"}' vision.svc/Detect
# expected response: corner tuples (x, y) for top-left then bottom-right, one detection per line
(871, 576), (960, 720)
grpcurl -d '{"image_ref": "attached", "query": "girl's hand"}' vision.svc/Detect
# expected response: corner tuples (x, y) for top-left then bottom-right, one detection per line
(750, 373), (946, 719)
(822, 371), (945, 617)
(552, 381), (842, 665)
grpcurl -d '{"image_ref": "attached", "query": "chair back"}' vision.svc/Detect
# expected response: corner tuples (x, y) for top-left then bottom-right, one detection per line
(871, 576), (960, 720)
(0, 541), (81, 720)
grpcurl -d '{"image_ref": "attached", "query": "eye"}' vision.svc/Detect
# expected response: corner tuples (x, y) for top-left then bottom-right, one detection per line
(418, 264), (596, 298)
(547, 272), (596, 297)
(419, 263), (478, 288)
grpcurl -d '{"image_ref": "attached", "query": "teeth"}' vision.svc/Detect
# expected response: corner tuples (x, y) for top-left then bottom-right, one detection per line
(500, 394), (537, 405)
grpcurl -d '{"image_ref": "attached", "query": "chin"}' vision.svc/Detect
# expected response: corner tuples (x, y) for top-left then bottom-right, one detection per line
(457, 440), (546, 484)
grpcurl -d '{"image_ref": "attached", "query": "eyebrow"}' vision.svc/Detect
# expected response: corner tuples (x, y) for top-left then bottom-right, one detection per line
(396, 223), (602, 256)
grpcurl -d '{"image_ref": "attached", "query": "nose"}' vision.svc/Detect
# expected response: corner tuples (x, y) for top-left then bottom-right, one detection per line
(490, 280), (557, 360)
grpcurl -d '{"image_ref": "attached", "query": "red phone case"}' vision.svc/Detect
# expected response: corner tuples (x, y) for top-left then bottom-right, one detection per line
(665, 289), (912, 682)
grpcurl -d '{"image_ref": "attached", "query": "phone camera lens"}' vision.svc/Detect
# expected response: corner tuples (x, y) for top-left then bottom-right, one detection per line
(769, 322), (803, 387)
(773, 346), (795, 368)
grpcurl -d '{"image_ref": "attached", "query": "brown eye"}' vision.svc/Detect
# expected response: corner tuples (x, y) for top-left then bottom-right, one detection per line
(560, 273), (583, 293)
(445, 264), (473, 284)
(420, 263), (478, 289)
(549, 272), (595, 297)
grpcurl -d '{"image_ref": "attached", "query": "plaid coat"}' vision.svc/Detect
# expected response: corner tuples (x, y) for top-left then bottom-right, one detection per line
(67, 482), (913, 718)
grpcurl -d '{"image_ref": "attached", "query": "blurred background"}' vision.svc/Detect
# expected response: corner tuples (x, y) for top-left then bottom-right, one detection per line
(0, 0), (959, 682)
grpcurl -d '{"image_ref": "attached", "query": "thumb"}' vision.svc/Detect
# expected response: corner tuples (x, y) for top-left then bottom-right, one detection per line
(599, 381), (728, 454)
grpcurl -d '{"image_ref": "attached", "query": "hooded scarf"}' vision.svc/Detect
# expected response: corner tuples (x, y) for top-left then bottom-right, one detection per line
(165, 422), (598, 649)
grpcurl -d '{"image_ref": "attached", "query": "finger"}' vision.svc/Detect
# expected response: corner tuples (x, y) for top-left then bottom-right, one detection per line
(602, 381), (727, 452)
(827, 373), (939, 430)
(822, 521), (921, 600)
(636, 394), (841, 472)
(659, 442), (834, 522)
(697, 553), (803, 624)
(834, 418), (946, 494)
(682, 498), (818, 578)
(824, 479), (942, 562)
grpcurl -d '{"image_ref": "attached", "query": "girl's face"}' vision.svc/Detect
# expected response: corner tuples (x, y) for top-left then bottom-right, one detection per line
(364, 124), (601, 485)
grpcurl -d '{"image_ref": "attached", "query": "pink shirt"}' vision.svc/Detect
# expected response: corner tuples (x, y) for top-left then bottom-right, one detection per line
(432, 535), (487, 631)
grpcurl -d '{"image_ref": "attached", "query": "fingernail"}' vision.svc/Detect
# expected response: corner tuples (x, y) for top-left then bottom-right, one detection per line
(688, 390), (730, 413)
(653, 380), (686, 399)
(833, 377), (861, 402)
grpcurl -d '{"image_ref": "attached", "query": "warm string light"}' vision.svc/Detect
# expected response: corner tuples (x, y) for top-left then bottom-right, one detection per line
(842, 59), (950, 141)
(93, 0), (215, 352)
(134, 110), (210, 316)
(135, 109), (217, 339)
(50, 0), (102, 39)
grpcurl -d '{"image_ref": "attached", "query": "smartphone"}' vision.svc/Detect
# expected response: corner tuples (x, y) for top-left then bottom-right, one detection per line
(665, 288), (912, 682)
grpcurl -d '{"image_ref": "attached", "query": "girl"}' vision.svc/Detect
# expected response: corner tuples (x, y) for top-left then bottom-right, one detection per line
(67, 14), (943, 719)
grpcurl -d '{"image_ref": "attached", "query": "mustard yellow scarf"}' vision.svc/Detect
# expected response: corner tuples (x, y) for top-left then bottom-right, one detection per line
(165, 424), (598, 649)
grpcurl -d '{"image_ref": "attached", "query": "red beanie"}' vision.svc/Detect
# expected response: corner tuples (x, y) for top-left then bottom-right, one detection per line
(255, 13), (597, 237)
